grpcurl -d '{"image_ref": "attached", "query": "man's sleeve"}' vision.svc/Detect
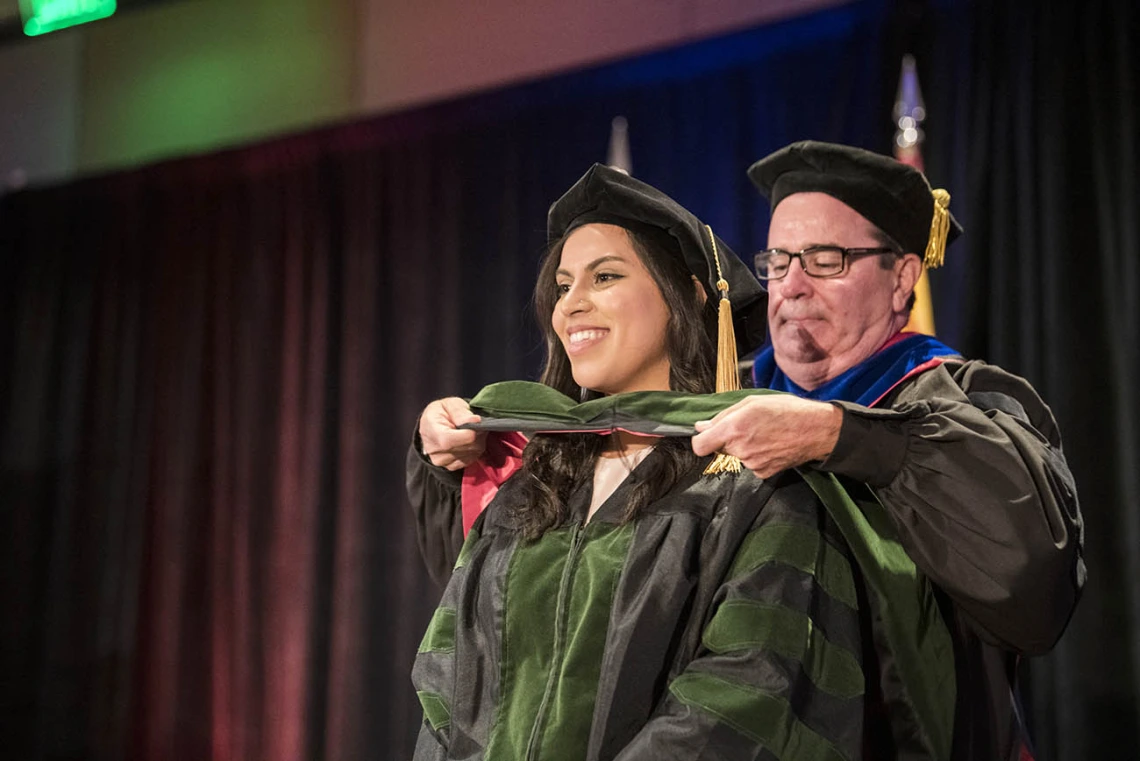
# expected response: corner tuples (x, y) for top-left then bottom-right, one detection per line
(406, 427), (465, 589)
(820, 360), (1084, 654)
(614, 485), (866, 761)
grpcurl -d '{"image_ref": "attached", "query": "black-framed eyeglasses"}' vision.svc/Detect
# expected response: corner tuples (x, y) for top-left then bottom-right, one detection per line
(753, 246), (900, 281)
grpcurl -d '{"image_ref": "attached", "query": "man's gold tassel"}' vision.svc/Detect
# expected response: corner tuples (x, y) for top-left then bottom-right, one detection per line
(923, 189), (951, 269)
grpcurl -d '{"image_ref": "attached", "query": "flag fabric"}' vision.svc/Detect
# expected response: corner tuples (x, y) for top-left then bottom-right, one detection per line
(894, 55), (937, 336)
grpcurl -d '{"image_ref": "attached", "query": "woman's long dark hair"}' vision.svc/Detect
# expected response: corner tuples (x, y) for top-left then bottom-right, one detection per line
(510, 222), (719, 539)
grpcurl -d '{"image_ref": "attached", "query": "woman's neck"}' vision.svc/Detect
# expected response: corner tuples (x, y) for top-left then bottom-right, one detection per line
(599, 431), (658, 458)
(588, 432), (657, 522)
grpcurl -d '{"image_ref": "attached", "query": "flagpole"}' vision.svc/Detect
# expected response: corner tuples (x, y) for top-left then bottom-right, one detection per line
(607, 116), (632, 175)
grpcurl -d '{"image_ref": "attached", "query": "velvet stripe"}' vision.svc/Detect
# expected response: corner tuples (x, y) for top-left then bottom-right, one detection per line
(726, 562), (862, 657)
(416, 691), (452, 732)
(727, 523), (858, 609)
(669, 672), (851, 761)
(702, 599), (864, 700)
(417, 607), (457, 654)
(535, 522), (634, 761)
(484, 527), (573, 760)
(454, 526), (480, 570)
(685, 650), (864, 757)
(797, 469), (955, 760)
(484, 521), (634, 761)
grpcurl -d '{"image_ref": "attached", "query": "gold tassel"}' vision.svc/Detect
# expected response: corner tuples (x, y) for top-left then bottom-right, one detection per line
(924, 189), (951, 269)
(703, 225), (743, 475)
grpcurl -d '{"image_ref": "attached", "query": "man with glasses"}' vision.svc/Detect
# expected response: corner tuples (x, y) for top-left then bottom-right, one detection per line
(691, 140), (1084, 761)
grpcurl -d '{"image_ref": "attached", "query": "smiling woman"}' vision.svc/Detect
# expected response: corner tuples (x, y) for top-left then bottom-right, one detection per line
(533, 219), (710, 526)
(515, 167), (764, 538)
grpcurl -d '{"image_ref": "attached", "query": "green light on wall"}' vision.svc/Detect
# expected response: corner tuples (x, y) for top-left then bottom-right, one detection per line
(19, 0), (117, 36)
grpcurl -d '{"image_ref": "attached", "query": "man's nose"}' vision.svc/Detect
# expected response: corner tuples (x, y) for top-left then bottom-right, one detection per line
(776, 258), (814, 297)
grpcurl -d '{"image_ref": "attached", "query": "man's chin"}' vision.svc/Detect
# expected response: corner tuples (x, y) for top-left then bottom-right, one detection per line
(773, 326), (828, 363)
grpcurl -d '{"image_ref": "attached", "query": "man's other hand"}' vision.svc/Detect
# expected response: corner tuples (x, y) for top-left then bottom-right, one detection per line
(419, 397), (488, 471)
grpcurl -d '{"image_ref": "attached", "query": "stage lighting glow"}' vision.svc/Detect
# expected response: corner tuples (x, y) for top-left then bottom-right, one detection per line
(19, 0), (117, 36)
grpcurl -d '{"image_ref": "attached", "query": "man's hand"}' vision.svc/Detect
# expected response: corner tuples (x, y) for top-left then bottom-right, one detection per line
(419, 397), (488, 471)
(691, 395), (843, 479)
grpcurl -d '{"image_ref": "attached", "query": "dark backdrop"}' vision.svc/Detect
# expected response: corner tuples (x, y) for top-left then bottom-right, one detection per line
(1, 0), (1136, 759)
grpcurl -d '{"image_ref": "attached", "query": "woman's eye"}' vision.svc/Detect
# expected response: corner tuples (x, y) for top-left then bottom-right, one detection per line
(595, 272), (622, 284)
(556, 282), (572, 294)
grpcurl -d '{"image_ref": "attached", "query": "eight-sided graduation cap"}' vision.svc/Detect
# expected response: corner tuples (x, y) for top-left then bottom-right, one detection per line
(748, 140), (963, 268)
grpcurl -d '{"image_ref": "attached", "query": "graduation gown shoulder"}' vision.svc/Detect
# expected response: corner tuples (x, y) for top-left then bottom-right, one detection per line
(820, 358), (1084, 655)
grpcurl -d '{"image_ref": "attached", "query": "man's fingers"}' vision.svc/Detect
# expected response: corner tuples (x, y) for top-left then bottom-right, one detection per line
(440, 397), (483, 427)
(705, 399), (746, 426)
(690, 425), (728, 457)
(424, 439), (478, 470)
(430, 426), (479, 452)
(428, 452), (469, 472)
(694, 398), (760, 437)
(691, 402), (751, 456)
(436, 397), (466, 420)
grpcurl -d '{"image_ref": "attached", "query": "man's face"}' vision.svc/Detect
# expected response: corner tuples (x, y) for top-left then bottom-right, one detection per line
(766, 192), (917, 389)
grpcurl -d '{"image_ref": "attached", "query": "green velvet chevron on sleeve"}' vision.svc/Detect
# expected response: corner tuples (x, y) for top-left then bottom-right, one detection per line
(797, 469), (956, 761)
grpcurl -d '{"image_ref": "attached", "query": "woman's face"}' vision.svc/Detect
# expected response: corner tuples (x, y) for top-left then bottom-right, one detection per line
(551, 223), (672, 395)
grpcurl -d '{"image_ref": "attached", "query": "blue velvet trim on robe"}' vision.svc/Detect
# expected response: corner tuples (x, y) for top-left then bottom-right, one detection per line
(751, 333), (961, 406)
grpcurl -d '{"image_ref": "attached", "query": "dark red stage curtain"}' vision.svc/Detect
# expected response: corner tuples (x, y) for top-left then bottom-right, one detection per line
(0, 144), (463, 760)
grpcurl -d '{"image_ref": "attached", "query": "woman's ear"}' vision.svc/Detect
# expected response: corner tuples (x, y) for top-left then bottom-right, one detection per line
(692, 275), (709, 307)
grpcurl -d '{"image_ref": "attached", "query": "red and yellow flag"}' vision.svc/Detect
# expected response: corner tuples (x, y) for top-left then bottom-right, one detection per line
(894, 55), (937, 336)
